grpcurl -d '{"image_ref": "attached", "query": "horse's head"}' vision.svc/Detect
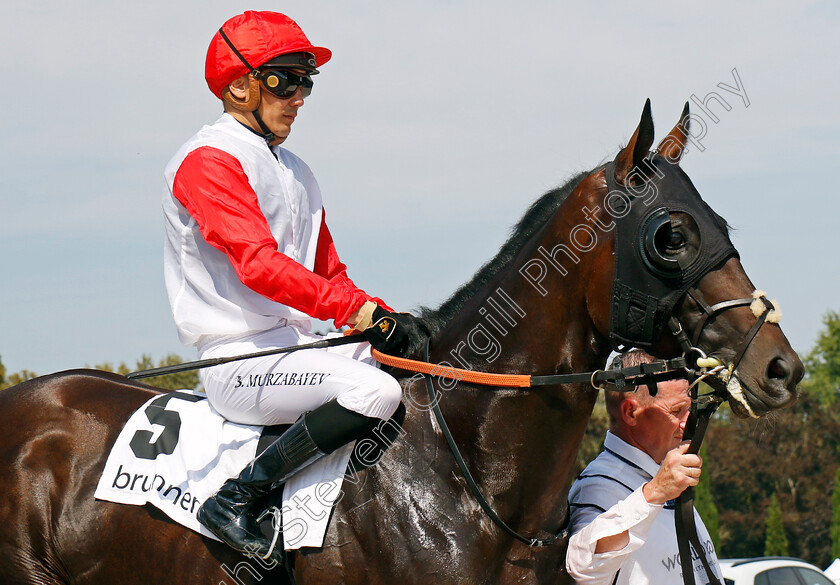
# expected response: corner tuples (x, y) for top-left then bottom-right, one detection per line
(587, 100), (802, 417)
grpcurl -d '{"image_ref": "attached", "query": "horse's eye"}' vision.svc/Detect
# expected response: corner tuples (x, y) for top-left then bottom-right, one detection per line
(642, 209), (698, 277)
(654, 225), (686, 254)
(666, 230), (685, 249)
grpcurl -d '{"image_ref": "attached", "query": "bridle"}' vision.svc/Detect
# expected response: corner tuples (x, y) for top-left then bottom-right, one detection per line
(665, 287), (779, 585)
(373, 285), (779, 554)
(670, 287), (778, 377)
(368, 147), (783, 552)
(372, 164), (783, 570)
(666, 285), (781, 423)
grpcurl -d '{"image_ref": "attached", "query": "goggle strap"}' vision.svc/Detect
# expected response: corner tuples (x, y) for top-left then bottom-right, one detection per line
(218, 28), (275, 147)
(252, 110), (277, 149)
(219, 28), (257, 74)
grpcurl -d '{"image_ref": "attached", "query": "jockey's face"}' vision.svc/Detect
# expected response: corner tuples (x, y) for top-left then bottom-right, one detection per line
(254, 69), (309, 145)
(224, 69), (309, 146)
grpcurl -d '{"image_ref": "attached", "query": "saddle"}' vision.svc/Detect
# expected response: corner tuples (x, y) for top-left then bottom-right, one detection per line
(95, 390), (404, 552)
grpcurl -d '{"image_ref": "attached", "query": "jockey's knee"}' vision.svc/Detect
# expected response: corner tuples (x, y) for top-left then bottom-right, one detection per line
(376, 375), (403, 419)
(338, 372), (403, 421)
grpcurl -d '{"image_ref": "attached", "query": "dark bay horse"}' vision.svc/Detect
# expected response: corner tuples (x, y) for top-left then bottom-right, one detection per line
(0, 102), (803, 585)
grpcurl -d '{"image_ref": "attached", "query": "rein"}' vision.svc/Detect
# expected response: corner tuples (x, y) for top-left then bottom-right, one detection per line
(674, 391), (723, 585)
(372, 349), (689, 391)
(125, 285), (778, 568)
(420, 339), (568, 548)
(372, 289), (778, 565)
(667, 289), (779, 585)
(371, 343), (693, 549)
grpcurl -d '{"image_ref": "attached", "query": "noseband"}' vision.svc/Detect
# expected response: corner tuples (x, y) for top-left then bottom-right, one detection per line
(668, 287), (780, 397)
(667, 288), (780, 585)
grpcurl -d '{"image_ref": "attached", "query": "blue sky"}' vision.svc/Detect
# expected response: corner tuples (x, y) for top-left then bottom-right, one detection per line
(1, 1), (838, 375)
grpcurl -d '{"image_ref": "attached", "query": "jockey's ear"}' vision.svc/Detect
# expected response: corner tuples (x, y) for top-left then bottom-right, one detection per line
(656, 102), (690, 164)
(614, 98), (655, 187)
(222, 74), (261, 112)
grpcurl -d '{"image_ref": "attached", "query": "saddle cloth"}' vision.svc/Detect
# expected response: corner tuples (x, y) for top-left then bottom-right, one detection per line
(94, 389), (353, 550)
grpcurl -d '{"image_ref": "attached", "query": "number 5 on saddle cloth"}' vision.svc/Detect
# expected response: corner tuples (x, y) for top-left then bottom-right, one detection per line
(94, 389), (403, 550)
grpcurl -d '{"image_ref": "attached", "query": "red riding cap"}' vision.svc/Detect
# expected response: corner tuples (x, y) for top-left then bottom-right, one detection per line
(205, 11), (332, 99)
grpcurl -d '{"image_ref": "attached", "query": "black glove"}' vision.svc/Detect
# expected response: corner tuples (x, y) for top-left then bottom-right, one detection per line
(364, 306), (429, 357)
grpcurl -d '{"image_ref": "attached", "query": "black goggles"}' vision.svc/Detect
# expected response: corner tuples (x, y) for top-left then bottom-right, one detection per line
(255, 69), (313, 99)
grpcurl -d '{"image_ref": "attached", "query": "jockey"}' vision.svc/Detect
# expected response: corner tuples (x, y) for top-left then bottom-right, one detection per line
(162, 11), (427, 562)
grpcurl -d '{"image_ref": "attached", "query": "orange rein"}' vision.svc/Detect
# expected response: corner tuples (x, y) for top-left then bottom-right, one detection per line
(371, 349), (533, 388)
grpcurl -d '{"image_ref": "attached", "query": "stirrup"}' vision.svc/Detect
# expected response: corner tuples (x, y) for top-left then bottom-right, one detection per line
(255, 506), (283, 561)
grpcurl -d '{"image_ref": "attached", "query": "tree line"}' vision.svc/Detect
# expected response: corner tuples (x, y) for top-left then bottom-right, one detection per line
(0, 354), (199, 393)
(1, 311), (839, 566)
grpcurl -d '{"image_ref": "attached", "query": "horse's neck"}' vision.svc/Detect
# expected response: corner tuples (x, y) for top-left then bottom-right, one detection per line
(431, 202), (609, 378)
(423, 214), (609, 532)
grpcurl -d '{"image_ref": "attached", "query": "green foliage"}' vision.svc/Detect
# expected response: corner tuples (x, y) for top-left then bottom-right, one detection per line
(0, 353), (199, 392)
(833, 467), (840, 560)
(764, 493), (789, 556)
(576, 392), (608, 474)
(0, 355), (39, 391)
(695, 444), (720, 551)
(708, 390), (840, 566)
(802, 310), (840, 408)
(95, 354), (201, 391)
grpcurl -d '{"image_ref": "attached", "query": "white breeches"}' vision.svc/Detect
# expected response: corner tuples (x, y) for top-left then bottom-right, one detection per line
(199, 326), (403, 426)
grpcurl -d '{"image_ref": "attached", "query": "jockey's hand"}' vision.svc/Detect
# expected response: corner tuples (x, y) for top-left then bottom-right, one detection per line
(364, 306), (430, 357)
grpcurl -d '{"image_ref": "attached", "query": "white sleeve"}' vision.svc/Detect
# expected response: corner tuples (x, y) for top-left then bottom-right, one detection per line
(566, 485), (662, 585)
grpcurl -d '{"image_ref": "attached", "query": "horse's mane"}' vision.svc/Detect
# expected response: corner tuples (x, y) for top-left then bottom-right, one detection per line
(420, 168), (594, 334)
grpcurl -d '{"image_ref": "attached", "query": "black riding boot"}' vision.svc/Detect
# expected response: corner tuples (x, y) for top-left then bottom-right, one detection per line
(197, 400), (380, 563)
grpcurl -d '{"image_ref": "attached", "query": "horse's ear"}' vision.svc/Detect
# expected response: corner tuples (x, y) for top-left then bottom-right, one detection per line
(615, 98), (655, 186)
(656, 102), (690, 164)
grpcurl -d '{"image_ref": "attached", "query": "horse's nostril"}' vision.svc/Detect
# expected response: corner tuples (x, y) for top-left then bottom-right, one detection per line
(767, 357), (789, 382)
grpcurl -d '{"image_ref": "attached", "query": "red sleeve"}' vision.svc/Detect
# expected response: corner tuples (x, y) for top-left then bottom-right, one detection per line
(313, 210), (393, 312)
(172, 146), (372, 327)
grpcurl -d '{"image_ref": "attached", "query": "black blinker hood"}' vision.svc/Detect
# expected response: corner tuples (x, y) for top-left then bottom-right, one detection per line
(606, 153), (738, 350)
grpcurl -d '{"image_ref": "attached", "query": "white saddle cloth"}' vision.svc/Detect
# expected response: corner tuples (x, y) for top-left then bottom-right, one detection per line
(94, 389), (352, 550)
